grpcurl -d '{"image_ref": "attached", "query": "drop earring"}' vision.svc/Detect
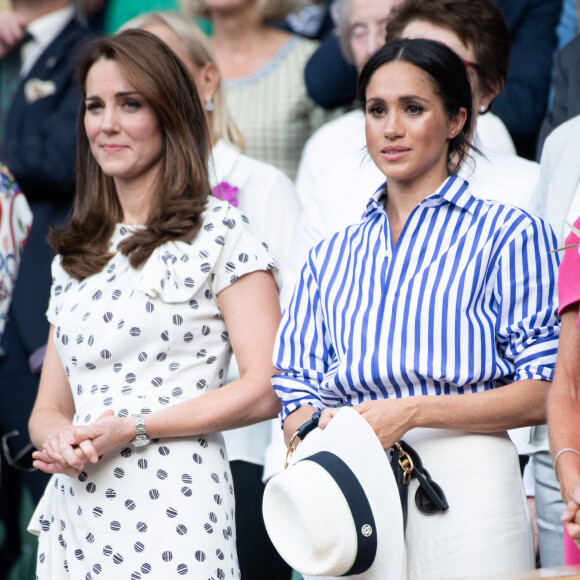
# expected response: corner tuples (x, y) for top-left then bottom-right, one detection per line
(205, 97), (214, 112)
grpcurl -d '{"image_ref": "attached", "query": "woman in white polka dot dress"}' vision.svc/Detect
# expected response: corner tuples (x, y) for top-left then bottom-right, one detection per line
(27, 30), (282, 579)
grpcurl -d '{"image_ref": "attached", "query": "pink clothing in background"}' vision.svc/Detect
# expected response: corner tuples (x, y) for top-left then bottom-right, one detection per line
(558, 215), (580, 334)
(564, 525), (580, 565)
(558, 214), (580, 565)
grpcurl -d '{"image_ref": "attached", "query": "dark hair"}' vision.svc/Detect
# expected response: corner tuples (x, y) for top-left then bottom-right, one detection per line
(49, 29), (211, 280)
(386, 0), (510, 103)
(357, 37), (475, 174)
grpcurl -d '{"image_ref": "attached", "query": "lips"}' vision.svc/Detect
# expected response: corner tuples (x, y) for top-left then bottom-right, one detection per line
(101, 144), (127, 153)
(380, 145), (411, 161)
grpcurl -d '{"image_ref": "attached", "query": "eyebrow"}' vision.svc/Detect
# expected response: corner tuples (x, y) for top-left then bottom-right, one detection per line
(85, 91), (140, 100)
(366, 95), (430, 105)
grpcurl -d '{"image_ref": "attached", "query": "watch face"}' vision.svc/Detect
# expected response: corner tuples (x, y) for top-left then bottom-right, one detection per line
(132, 437), (150, 447)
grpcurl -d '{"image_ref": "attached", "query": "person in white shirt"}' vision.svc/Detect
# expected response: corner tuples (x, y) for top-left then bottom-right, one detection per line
(293, 0), (539, 272)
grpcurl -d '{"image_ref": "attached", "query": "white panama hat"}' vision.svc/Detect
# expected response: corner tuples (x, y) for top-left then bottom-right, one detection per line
(263, 406), (405, 580)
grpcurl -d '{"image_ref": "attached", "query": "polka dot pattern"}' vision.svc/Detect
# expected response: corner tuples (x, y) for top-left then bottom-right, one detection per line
(31, 199), (277, 578)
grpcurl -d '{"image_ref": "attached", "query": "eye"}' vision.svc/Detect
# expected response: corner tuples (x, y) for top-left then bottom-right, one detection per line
(367, 104), (386, 117)
(405, 104), (424, 115)
(86, 101), (102, 112)
(350, 25), (368, 41)
(123, 99), (142, 111)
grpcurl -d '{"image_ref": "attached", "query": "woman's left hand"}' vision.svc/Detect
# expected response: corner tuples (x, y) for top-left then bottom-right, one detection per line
(355, 399), (417, 449)
(318, 398), (418, 450)
(69, 410), (134, 458)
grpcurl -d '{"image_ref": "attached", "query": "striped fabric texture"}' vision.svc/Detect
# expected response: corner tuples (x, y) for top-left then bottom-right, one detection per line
(273, 175), (561, 421)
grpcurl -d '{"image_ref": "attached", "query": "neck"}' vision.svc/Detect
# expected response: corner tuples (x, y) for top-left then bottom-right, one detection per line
(114, 178), (156, 227)
(384, 170), (449, 245)
(12, 0), (70, 24)
(210, 5), (265, 48)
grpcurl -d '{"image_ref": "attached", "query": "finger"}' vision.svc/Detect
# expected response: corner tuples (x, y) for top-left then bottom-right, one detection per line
(32, 450), (55, 464)
(566, 522), (580, 542)
(562, 500), (580, 523)
(0, 16), (24, 47)
(56, 439), (85, 470)
(78, 439), (99, 463)
(42, 442), (65, 464)
(318, 407), (340, 429)
(353, 402), (370, 413)
(32, 459), (80, 478)
(69, 426), (93, 445)
(570, 487), (580, 505)
(96, 409), (115, 421)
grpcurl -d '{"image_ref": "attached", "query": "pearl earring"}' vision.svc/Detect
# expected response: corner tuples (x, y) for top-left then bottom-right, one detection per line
(479, 105), (486, 114)
(205, 97), (214, 112)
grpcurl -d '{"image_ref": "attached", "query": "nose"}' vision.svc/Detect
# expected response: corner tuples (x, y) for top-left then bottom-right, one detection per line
(101, 105), (120, 134)
(383, 110), (403, 139)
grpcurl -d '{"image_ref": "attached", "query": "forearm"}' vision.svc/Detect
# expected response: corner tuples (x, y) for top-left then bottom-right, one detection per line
(547, 306), (580, 502)
(282, 404), (320, 446)
(143, 375), (281, 441)
(408, 379), (549, 433)
(548, 381), (580, 503)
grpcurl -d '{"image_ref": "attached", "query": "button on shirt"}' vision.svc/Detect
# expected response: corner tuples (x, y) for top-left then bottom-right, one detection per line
(273, 175), (560, 422)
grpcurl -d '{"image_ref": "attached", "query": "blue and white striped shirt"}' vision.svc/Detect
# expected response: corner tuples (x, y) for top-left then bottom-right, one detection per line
(273, 176), (560, 422)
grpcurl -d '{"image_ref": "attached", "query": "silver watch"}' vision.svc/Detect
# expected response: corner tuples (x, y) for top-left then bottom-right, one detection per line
(131, 414), (150, 447)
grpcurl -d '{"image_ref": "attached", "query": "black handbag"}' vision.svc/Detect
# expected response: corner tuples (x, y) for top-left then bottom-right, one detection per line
(285, 409), (449, 530)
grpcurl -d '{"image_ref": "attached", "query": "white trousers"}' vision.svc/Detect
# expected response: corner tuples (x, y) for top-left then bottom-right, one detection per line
(403, 429), (535, 580)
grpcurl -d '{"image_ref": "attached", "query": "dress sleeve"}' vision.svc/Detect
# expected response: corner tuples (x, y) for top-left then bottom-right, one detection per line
(210, 204), (280, 296)
(272, 252), (332, 422)
(46, 255), (69, 326)
(558, 215), (580, 313)
(493, 216), (560, 382)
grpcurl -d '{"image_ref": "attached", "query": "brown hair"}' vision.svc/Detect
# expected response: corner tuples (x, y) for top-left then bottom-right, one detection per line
(358, 38), (475, 174)
(120, 11), (245, 150)
(49, 29), (211, 280)
(386, 0), (510, 101)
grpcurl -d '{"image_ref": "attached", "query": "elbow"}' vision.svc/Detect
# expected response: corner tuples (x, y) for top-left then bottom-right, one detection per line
(526, 383), (550, 426)
(28, 413), (41, 451)
(263, 389), (282, 420)
(250, 379), (282, 422)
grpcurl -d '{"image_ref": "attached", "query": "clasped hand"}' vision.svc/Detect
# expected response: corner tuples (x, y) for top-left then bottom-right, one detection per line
(318, 398), (415, 449)
(32, 410), (130, 478)
(562, 484), (580, 549)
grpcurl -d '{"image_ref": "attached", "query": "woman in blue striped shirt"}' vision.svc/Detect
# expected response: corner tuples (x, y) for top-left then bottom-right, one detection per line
(273, 38), (560, 579)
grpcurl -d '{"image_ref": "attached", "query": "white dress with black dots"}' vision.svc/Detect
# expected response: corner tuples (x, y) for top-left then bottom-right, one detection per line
(28, 197), (278, 580)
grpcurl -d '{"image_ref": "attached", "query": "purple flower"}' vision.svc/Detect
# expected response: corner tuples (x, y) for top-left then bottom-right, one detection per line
(212, 181), (240, 207)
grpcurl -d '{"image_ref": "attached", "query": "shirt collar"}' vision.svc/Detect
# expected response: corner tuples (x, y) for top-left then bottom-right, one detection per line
(366, 174), (475, 218)
(21, 5), (74, 77)
(208, 139), (243, 187)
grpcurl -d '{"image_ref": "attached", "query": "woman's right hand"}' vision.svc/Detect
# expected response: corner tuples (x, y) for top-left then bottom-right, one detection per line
(32, 426), (99, 477)
(32, 446), (83, 478)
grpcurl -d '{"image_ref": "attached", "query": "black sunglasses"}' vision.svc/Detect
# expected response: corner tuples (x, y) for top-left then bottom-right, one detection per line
(392, 440), (448, 515)
(1, 430), (37, 472)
